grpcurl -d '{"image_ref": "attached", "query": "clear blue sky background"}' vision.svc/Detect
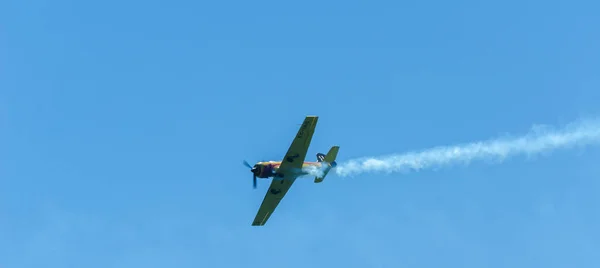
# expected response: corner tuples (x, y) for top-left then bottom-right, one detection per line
(2, 0), (600, 267)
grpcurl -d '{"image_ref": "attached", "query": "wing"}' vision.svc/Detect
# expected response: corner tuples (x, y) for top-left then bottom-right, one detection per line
(278, 115), (319, 171)
(251, 178), (296, 226)
(251, 116), (318, 226)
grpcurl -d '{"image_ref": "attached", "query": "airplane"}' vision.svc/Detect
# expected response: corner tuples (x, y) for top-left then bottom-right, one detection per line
(242, 115), (340, 226)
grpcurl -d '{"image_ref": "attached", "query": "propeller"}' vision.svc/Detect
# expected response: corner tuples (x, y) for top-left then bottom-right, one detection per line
(243, 160), (258, 189)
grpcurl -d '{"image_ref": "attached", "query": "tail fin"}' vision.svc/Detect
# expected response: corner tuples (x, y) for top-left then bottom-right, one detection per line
(314, 146), (340, 183)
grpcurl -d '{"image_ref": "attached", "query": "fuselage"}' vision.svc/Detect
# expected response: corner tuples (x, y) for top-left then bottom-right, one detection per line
(252, 161), (323, 178)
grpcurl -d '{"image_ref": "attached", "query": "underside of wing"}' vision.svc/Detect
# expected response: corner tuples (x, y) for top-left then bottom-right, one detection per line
(277, 116), (319, 174)
(252, 177), (296, 226)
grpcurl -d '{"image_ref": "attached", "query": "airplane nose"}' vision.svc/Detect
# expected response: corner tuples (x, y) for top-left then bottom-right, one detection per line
(251, 166), (259, 175)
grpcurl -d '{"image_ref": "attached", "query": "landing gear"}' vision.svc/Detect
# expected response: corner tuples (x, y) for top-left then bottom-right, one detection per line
(270, 188), (281, 195)
(272, 173), (285, 183)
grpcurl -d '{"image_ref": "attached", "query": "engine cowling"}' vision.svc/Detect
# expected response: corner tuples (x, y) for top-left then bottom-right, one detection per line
(257, 163), (275, 178)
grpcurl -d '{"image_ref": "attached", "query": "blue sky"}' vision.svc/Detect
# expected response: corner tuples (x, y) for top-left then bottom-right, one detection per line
(2, 0), (600, 267)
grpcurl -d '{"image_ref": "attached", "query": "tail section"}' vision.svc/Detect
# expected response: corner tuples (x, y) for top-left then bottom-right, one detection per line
(314, 146), (339, 183)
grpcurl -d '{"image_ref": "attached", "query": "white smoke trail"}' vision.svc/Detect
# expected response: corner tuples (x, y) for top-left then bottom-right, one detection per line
(334, 118), (600, 177)
(302, 165), (327, 178)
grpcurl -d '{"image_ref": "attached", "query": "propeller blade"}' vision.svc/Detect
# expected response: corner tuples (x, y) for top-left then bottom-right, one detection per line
(243, 160), (252, 169)
(253, 175), (257, 189)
